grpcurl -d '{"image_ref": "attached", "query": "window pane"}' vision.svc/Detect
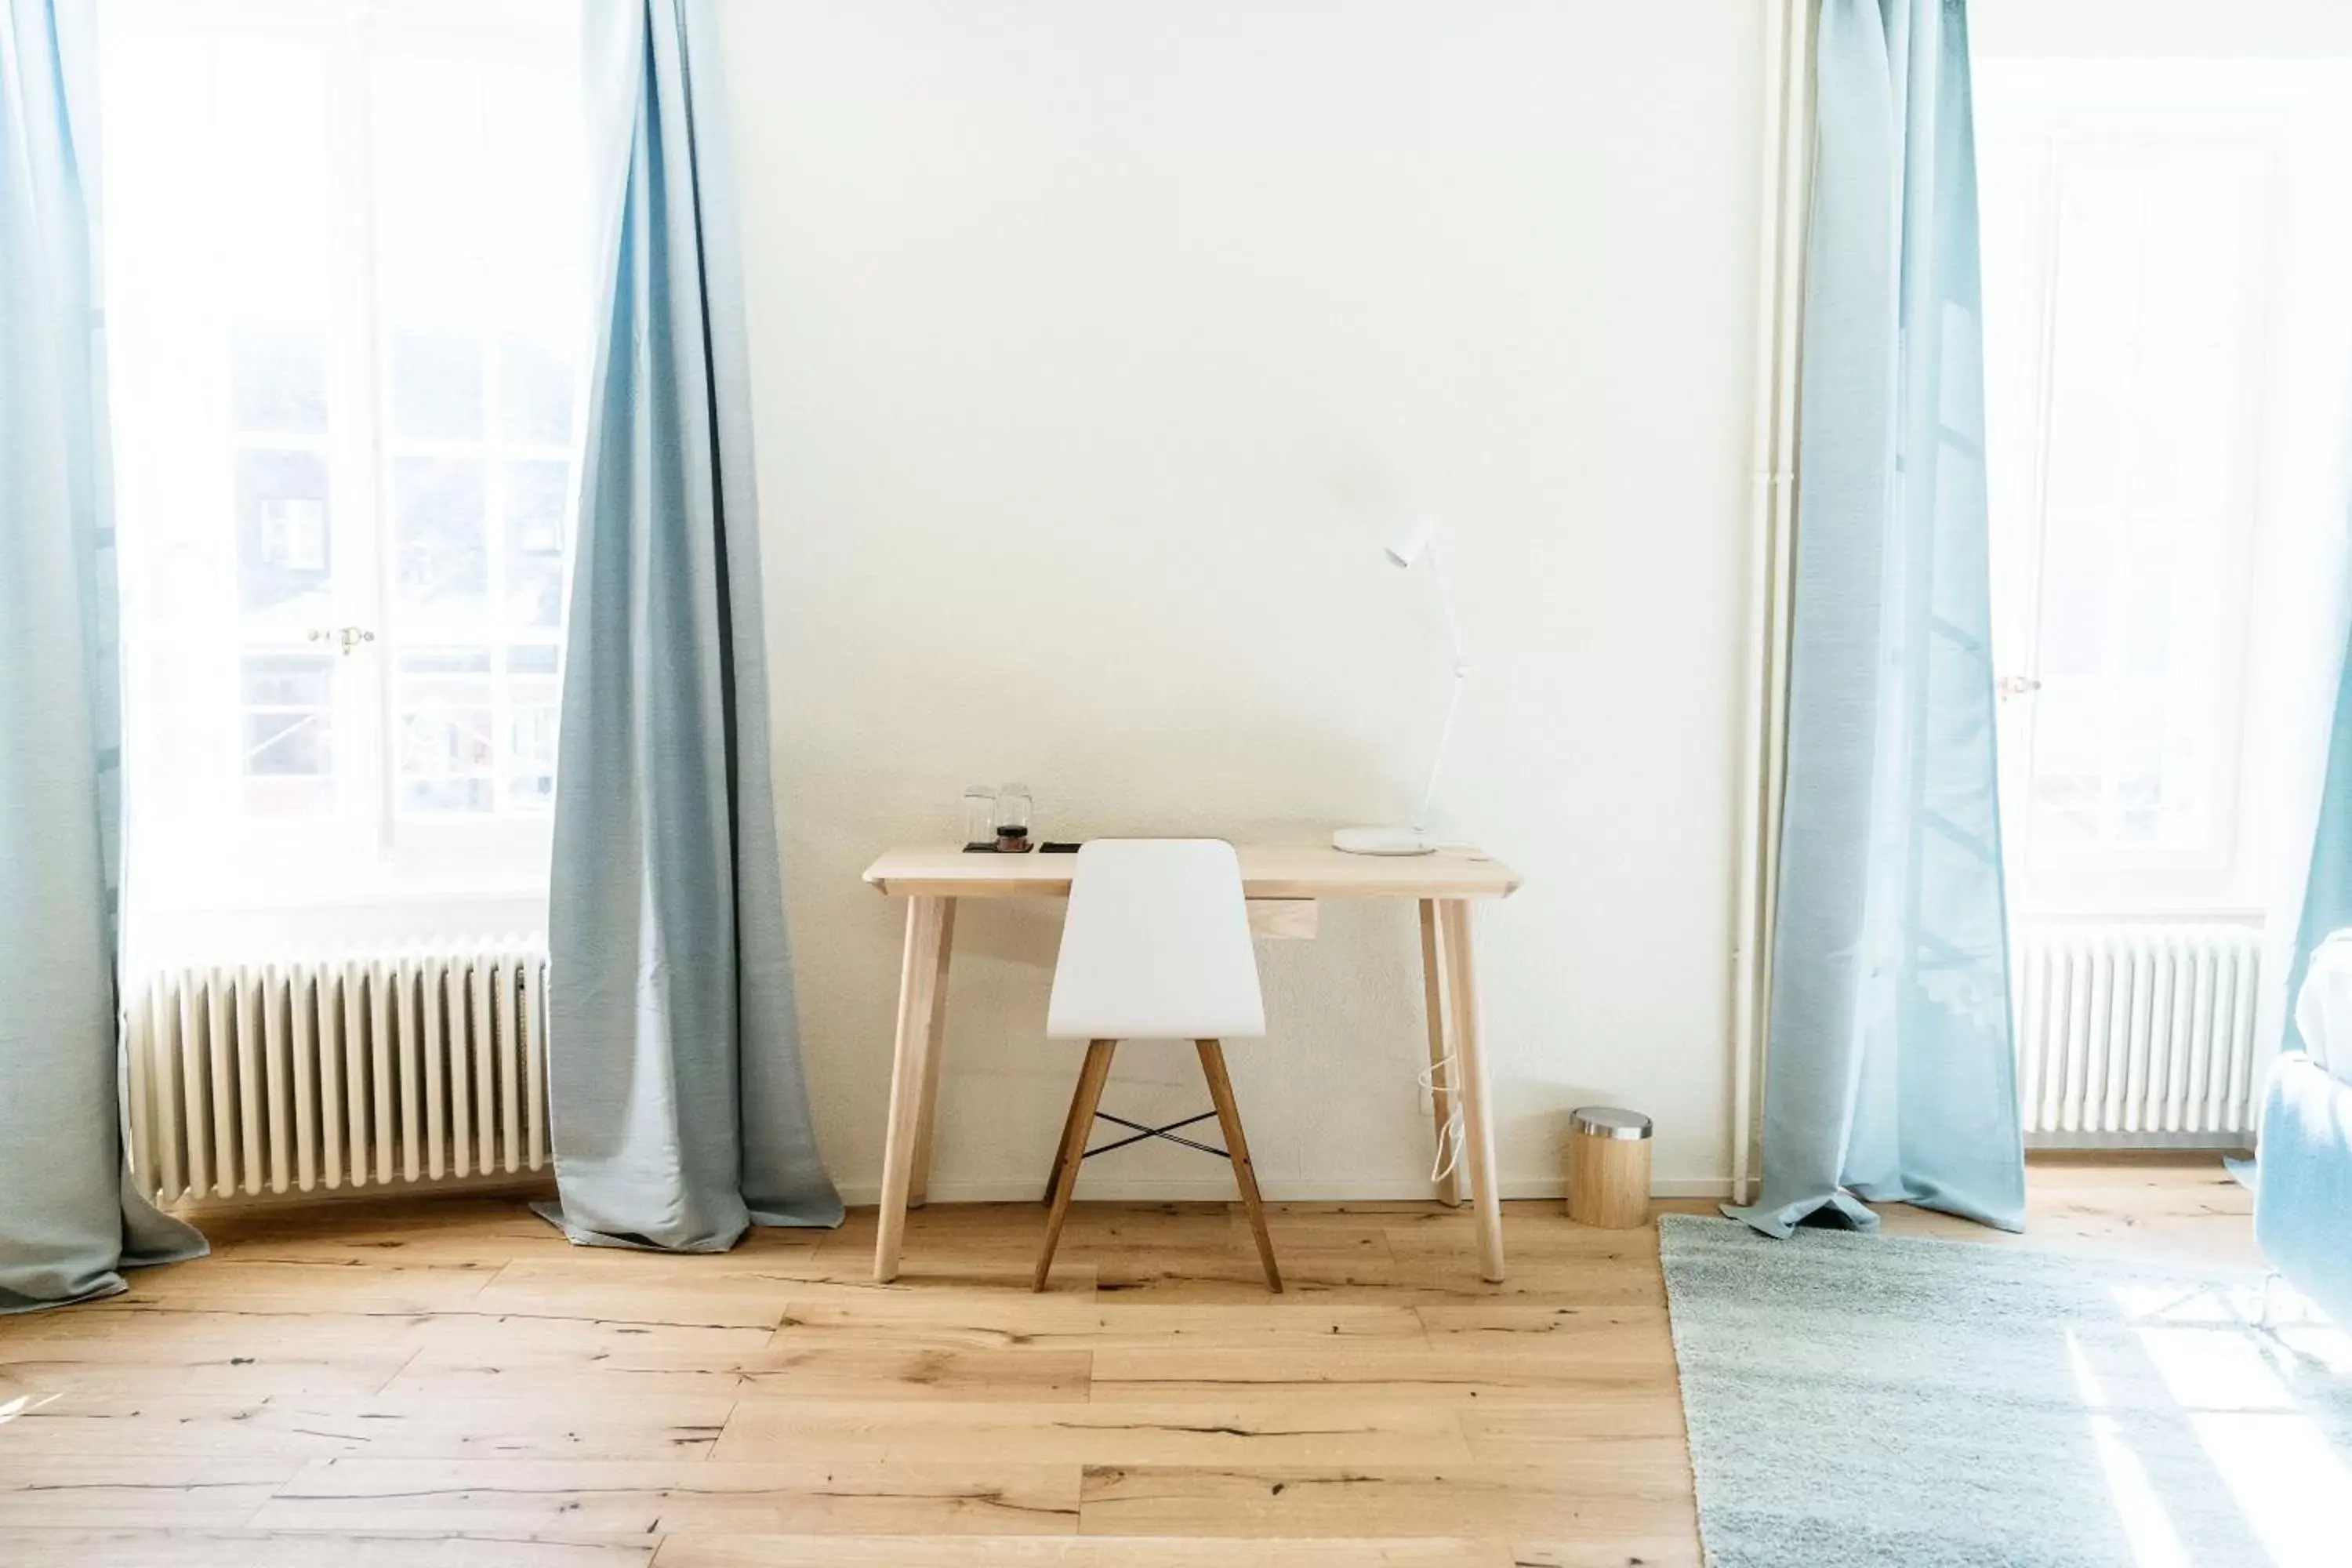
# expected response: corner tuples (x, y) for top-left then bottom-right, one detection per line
(396, 649), (494, 815)
(504, 770), (554, 812)
(245, 711), (327, 775)
(514, 717), (557, 807)
(2111, 680), (2184, 845)
(244, 655), (332, 711)
(502, 646), (557, 811)
(388, 325), (485, 440)
(229, 320), (328, 434)
(241, 652), (334, 816)
(212, 31), (336, 324)
(503, 459), (567, 630)
(2027, 683), (2102, 852)
(371, 50), (491, 332)
(2010, 150), (2258, 872)
(500, 332), (573, 445)
(394, 457), (488, 628)
(2034, 514), (2111, 683)
(403, 775), (495, 815)
(236, 450), (332, 620)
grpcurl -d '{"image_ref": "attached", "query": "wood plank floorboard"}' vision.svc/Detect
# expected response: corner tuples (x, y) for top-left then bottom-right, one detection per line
(0, 1157), (2256, 1564)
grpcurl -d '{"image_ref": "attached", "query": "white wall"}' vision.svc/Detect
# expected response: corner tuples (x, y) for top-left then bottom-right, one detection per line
(716, 0), (1767, 1202)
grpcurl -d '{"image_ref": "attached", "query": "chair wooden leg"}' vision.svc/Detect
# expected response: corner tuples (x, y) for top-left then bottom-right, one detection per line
(1035, 1040), (1116, 1292)
(1041, 1056), (1091, 1205)
(1196, 1038), (1282, 1294)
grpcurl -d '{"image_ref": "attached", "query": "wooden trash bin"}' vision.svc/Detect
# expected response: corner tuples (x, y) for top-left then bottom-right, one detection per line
(1566, 1106), (1653, 1229)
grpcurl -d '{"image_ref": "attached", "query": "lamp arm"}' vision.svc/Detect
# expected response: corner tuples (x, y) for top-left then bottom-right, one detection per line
(1426, 539), (1468, 678)
(1413, 541), (1470, 834)
(1414, 666), (1467, 834)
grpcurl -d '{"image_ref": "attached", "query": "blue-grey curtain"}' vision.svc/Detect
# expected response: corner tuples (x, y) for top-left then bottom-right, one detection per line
(537, 0), (841, 1250)
(1727, 0), (2026, 1238)
(2, 0), (205, 1311)
(2281, 616), (2352, 1054)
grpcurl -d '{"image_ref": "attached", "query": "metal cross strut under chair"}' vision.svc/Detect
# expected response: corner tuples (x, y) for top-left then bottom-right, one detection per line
(1083, 1109), (1225, 1160)
(1036, 1035), (1282, 1294)
(1040, 1097), (1246, 1211)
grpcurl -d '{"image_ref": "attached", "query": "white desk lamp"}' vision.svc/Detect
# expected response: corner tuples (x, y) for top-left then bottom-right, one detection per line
(1334, 520), (1468, 856)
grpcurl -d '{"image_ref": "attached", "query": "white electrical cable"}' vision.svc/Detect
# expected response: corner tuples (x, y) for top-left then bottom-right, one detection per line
(1417, 1052), (1466, 1185)
(1415, 842), (1480, 1186)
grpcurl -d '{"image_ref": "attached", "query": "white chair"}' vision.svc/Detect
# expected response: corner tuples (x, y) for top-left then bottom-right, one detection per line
(1033, 839), (1282, 1292)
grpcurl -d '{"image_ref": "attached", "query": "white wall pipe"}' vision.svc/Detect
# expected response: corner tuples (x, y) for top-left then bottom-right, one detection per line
(1730, 0), (1813, 1209)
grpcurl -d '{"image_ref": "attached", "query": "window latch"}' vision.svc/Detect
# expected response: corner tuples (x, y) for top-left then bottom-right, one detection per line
(1995, 673), (2042, 700)
(307, 626), (377, 657)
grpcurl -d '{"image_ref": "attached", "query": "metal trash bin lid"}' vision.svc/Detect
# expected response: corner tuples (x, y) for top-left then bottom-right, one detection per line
(1570, 1106), (1652, 1142)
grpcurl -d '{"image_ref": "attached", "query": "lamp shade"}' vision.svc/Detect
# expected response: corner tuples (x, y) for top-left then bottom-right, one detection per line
(1384, 518), (1435, 568)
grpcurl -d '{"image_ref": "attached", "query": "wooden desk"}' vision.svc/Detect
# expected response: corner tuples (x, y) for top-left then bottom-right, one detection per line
(862, 844), (1524, 1283)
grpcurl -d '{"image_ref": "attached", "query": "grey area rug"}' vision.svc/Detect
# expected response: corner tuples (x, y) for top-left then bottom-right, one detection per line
(1660, 1214), (2352, 1568)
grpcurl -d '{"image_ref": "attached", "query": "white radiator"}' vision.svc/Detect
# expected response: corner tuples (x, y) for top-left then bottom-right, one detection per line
(125, 942), (550, 1207)
(2013, 922), (2263, 1148)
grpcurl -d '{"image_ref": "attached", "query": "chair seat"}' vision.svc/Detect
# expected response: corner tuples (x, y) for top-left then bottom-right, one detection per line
(1047, 998), (1266, 1040)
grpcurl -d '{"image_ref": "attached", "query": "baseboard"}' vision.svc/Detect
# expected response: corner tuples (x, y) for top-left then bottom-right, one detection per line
(834, 1174), (1734, 1205)
(1651, 1178), (1735, 1200)
(166, 1171), (1734, 1216)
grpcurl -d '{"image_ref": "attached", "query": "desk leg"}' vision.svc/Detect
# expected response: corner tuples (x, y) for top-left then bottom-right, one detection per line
(908, 900), (958, 1209)
(1417, 900), (1461, 1208)
(875, 895), (948, 1282)
(1439, 898), (1504, 1282)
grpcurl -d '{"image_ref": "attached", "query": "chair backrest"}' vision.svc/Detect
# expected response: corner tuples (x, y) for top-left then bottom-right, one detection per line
(1046, 839), (1265, 1040)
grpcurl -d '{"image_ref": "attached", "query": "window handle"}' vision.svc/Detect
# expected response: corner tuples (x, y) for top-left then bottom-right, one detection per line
(307, 626), (377, 657)
(1996, 674), (2042, 700)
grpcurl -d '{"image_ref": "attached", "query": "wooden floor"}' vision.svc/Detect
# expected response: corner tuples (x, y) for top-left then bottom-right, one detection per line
(0, 1158), (2256, 1567)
